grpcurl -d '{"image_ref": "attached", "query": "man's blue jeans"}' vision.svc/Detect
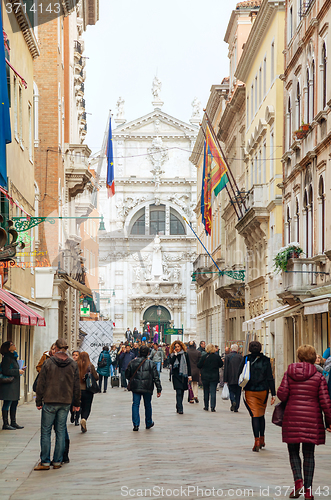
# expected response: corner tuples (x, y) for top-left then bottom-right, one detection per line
(155, 361), (161, 375)
(40, 404), (70, 465)
(132, 392), (153, 428)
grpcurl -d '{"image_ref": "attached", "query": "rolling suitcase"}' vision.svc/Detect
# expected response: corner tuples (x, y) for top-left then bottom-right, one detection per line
(111, 376), (119, 388)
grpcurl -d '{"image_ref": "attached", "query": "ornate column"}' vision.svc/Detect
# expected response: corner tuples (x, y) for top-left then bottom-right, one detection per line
(165, 205), (170, 235)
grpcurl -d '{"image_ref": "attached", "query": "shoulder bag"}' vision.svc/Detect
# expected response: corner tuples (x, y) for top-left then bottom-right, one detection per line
(238, 356), (250, 388)
(272, 401), (287, 427)
(0, 364), (14, 384)
(127, 358), (146, 392)
(85, 366), (100, 394)
(98, 354), (107, 369)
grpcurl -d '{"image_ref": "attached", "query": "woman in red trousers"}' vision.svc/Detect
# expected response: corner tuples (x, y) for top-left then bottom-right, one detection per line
(277, 344), (331, 500)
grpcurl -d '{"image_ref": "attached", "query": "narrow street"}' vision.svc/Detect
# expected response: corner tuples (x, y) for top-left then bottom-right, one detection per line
(0, 372), (330, 500)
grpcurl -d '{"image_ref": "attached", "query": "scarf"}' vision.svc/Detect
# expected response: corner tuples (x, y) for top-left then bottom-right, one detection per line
(173, 350), (188, 378)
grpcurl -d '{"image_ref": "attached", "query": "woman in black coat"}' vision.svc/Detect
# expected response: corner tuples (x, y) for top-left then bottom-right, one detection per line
(238, 341), (276, 451)
(197, 343), (223, 412)
(0, 341), (26, 430)
(169, 340), (191, 414)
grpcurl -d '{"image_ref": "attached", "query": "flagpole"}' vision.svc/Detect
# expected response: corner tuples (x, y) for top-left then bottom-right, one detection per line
(200, 121), (240, 220)
(92, 110), (112, 206)
(203, 114), (243, 219)
(183, 217), (222, 273)
(204, 110), (247, 215)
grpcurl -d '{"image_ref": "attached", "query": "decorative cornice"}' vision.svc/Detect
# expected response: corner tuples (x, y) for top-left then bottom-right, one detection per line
(7, 0), (40, 59)
(235, 0), (285, 83)
(190, 84), (229, 166)
(113, 110), (198, 135)
(218, 85), (246, 142)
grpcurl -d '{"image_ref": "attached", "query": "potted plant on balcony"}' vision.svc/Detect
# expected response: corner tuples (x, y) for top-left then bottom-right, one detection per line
(293, 122), (310, 140)
(274, 242), (304, 273)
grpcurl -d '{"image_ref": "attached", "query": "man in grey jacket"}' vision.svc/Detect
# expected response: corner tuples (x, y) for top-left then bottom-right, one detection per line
(223, 343), (243, 412)
(149, 343), (164, 375)
(34, 338), (80, 470)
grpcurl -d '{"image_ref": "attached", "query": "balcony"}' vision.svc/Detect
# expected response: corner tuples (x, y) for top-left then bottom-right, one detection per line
(192, 253), (212, 286)
(282, 258), (321, 294)
(64, 144), (92, 198)
(236, 185), (270, 243)
(74, 40), (82, 56)
(75, 82), (84, 99)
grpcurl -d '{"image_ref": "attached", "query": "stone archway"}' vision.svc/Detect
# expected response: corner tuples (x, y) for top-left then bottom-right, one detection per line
(142, 305), (171, 342)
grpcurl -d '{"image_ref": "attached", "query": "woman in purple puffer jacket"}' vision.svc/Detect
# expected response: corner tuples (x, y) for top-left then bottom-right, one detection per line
(277, 344), (331, 500)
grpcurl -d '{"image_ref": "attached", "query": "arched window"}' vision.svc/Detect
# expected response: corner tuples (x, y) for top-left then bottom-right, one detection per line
(297, 82), (301, 129)
(306, 69), (310, 123)
(322, 42), (327, 109)
(286, 205), (291, 244)
(319, 176), (325, 253)
(295, 197), (300, 242)
(288, 97), (292, 149)
(303, 190), (308, 255)
(131, 208), (146, 235)
(170, 212), (185, 235)
(150, 205), (165, 235)
(308, 185), (313, 257)
(311, 60), (315, 120)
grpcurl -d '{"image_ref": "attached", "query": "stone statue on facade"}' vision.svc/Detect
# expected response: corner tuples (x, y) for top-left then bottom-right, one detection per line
(151, 77), (164, 109)
(152, 77), (162, 99)
(115, 97), (126, 125)
(190, 97), (201, 125)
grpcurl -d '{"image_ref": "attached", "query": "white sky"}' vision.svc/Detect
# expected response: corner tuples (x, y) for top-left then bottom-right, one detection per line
(84, 0), (238, 154)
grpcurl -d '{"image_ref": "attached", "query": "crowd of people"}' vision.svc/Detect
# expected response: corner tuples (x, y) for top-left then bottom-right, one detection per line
(0, 332), (331, 499)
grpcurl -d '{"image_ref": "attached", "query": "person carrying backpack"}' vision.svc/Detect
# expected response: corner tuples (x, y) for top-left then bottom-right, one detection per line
(97, 346), (111, 393)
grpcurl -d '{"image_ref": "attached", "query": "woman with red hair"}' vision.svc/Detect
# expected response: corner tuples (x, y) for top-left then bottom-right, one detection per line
(169, 340), (191, 414)
(77, 352), (99, 433)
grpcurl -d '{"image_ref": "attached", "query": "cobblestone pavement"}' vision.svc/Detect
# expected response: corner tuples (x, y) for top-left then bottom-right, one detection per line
(0, 371), (330, 500)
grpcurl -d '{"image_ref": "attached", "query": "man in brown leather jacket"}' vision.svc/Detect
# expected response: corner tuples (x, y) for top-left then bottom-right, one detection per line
(34, 338), (80, 470)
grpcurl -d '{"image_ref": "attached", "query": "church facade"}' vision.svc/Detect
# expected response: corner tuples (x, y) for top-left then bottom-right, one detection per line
(98, 84), (199, 343)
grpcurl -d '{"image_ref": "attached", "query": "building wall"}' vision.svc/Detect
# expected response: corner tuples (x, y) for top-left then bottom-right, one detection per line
(235, 1), (285, 370)
(98, 106), (198, 343)
(278, 0), (331, 375)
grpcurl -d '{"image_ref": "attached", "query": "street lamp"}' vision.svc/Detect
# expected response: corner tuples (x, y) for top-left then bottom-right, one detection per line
(157, 306), (161, 344)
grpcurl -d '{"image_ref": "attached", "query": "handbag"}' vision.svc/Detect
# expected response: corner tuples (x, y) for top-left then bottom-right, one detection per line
(85, 367), (100, 394)
(272, 401), (287, 427)
(221, 382), (230, 400)
(238, 356), (250, 388)
(188, 381), (194, 402)
(0, 373), (14, 384)
(127, 358), (146, 392)
(0, 364), (14, 385)
(98, 354), (107, 369)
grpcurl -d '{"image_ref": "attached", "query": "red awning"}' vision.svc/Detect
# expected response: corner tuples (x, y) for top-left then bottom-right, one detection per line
(0, 289), (46, 326)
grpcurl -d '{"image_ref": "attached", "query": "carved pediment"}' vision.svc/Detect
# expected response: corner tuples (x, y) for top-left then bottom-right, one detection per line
(113, 110), (198, 138)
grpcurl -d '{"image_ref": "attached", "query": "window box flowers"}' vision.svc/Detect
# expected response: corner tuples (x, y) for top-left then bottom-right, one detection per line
(293, 123), (310, 140)
(274, 243), (304, 272)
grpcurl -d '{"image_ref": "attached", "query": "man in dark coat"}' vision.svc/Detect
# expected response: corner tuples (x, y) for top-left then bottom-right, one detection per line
(34, 338), (80, 470)
(118, 345), (135, 389)
(125, 345), (162, 431)
(197, 341), (206, 353)
(187, 341), (201, 402)
(223, 343), (243, 412)
(125, 328), (132, 343)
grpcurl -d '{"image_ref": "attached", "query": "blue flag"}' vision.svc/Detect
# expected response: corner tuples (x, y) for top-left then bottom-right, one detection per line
(0, 4), (11, 189)
(106, 116), (114, 198)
